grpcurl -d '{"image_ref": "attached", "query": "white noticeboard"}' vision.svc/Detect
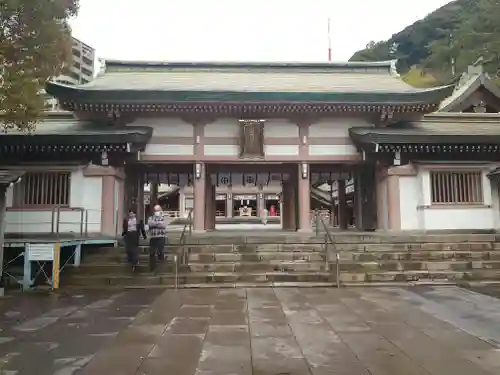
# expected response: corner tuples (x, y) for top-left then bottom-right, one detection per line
(27, 243), (55, 262)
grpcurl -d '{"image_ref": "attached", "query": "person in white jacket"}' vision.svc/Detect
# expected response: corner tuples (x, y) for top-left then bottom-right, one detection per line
(147, 205), (167, 271)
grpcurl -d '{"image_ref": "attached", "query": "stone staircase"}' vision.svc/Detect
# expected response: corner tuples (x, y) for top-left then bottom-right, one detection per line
(62, 241), (332, 288)
(332, 233), (500, 285)
(61, 233), (500, 288)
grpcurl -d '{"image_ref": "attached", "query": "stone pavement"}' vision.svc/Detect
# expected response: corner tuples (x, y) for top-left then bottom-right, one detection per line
(2, 287), (500, 374)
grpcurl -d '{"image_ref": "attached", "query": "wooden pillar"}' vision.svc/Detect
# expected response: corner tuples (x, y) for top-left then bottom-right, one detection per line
(226, 193), (233, 218)
(354, 172), (362, 230)
(338, 179), (348, 230)
(137, 173), (145, 222)
(124, 167), (138, 213)
(281, 181), (291, 230)
(193, 163), (206, 233)
(150, 183), (159, 208)
(297, 163), (311, 232)
(257, 189), (265, 217)
(354, 165), (377, 231)
(205, 183), (216, 230)
(284, 175), (298, 231)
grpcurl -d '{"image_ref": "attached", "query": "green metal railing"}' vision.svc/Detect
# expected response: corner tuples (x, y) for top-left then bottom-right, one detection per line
(314, 209), (341, 288)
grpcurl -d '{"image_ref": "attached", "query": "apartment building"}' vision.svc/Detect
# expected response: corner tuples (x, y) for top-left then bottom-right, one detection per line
(68, 37), (96, 84)
(44, 37), (96, 111)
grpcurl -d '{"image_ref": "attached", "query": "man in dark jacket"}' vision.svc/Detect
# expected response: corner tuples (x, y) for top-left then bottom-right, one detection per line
(122, 210), (147, 270)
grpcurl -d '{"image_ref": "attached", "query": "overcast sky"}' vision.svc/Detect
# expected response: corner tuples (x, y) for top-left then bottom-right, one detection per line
(70, 0), (452, 62)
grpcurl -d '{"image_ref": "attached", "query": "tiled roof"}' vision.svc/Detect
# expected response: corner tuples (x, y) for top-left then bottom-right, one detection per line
(349, 113), (500, 144)
(45, 60), (454, 105)
(0, 112), (151, 136)
(0, 112), (152, 145)
(439, 66), (500, 112)
(82, 61), (416, 93)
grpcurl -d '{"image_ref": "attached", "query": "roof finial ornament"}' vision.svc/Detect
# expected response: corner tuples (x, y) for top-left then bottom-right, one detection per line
(473, 100), (487, 113)
(472, 56), (484, 67)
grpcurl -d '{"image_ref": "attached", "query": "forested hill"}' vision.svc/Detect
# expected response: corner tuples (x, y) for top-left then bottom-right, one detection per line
(349, 0), (500, 85)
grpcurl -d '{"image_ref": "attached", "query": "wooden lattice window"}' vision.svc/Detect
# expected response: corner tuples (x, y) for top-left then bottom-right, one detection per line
(239, 119), (264, 157)
(14, 172), (71, 207)
(430, 171), (483, 205)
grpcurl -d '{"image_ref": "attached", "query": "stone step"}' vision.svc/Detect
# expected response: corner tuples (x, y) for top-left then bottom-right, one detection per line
(339, 269), (500, 283)
(336, 260), (500, 272)
(85, 248), (500, 264)
(83, 251), (326, 264)
(334, 242), (499, 252)
(63, 268), (500, 288)
(70, 258), (500, 278)
(189, 252), (325, 262)
(340, 250), (500, 262)
(167, 233), (500, 245)
(62, 271), (335, 287)
(97, 244), (327, 254)
(73, 260), (328, 275)
(113, 241), (500, 253)
(62, 281), (339, 290)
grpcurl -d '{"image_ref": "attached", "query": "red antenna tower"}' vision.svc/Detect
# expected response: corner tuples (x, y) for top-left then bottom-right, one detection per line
(327, 18), (332, 62)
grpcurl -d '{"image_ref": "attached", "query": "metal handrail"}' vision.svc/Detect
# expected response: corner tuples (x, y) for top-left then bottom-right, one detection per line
(178, 209), (193, 262)
(51, 206), (102, 237)
(314, 209), (340, 288)
(173, 209), (193, 289)
(51, 206), (85, 235)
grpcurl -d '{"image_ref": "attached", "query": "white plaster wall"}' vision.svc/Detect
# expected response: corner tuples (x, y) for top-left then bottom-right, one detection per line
(308, 144), (358, 156)
(398, 176), (420, 230)
(204, 145), (238, 156)
(5, 168), (103, 234)
(491, 180), (500, 229)
(129, 118), (194, 137)
(403, 168), (496, 231)
(308, 118), (371, 138)
(264, 120), (299, 138)
(422, 207), (494, 230)
(204, 119), (239, 137)
(264, 145), (299, 156)
(145, 144), (194, 155)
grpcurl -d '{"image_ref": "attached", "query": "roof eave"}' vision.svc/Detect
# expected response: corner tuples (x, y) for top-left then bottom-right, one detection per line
(45, 82), (454, 106)
(0, 128), (153, 148)
(0, 171), (25, 186)
(349, 131), (500, 146)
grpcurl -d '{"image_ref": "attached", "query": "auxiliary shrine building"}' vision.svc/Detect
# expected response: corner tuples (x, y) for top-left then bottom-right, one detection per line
(2, 60), (500, 235)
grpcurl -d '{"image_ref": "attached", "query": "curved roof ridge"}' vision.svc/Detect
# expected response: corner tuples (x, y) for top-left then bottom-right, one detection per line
(103, 59), (396, 71)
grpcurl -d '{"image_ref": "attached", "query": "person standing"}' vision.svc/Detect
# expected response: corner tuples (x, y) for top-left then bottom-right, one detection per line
(122, 209), (147, 271)
(261, 207), (268, 225)
(147, 204), (167, 272)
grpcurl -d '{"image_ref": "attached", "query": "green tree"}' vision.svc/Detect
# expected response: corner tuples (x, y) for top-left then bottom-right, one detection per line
(425, 0), (500, 78)
(0, 0), (79, 131)
(402, 67), (439, 88)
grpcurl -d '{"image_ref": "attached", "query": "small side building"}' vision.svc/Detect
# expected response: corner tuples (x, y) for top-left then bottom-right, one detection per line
(0, 111), (151, 237)
(350, 65), (500, 231)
